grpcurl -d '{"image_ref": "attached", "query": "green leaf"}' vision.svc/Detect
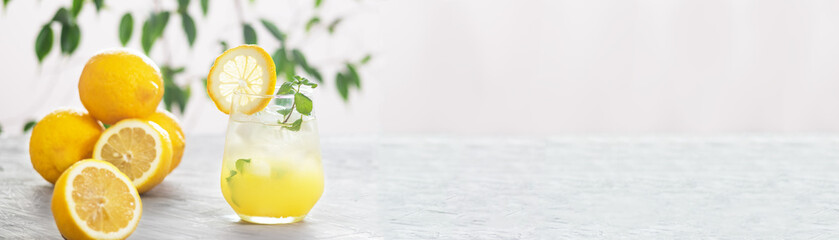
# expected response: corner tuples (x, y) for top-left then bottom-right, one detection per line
(277, 82), (294, 94)
(305, 16), (320, 32)
(35, 24), (53, 63)
(360, 54), (372, 64)
(141, 16), (155, 54)
(161, 66), (189, 114)
(225, 170), (237, 182)
(281, 48), (295, 82)
(327, 18), (341, 34)
(277, 108), (292, 117)
(314, 0), (322, 8)
(219, 40), (228, 52)
(140, 12), (170, 54)
(23, 120), (37, 133)
(200, 0), (209, 16)
(52, 8), (72, 26)
(275, 97), (293, 111)
(291, 49), (309, 71)
(177, 0), (190, 13)
(243, 23), (257, 44)
(103, 123), (111, 129)
(3, 0), (9, 9)
(272, 48), (284, 76)
(273, 48), (295, 81)
(336, 72), (348, 101)
(181, 13), (196, 47)
(346, 63), (360, 89)
(235, 158), (251, 173)
(60, 23), (81, 55)
(118, 13), (133, 46)
(71, 0), (83, 17)
(93, 0), (104, 12)
(284, 118), (302, 131)
(294, 93), (313, 115)
(307, 67), (322, 83)
(260, 19), (285, 43)
(154, 11), (170, 38)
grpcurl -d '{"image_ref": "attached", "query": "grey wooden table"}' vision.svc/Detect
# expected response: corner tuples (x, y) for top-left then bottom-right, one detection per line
(3, 135), (839, 239)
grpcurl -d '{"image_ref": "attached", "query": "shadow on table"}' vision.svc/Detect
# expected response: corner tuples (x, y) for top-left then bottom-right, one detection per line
(219, 214), (318, 239)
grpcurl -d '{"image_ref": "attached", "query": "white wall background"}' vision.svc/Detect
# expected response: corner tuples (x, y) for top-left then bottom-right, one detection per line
(2, 0), (839, 136)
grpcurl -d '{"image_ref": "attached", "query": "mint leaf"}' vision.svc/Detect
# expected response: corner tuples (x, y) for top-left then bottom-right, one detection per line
(294, 93), (313, 115)
(235, 158), (250, 173)
(225, 170), (237, 182)
(277, 82), (294, 95)
(277, 108), (292, 116)
(284, 118), (302, 131)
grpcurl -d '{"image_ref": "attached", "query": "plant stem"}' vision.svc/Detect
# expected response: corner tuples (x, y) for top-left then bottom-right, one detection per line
(281, 84), (302, 124)
(282, 101), (295, 124)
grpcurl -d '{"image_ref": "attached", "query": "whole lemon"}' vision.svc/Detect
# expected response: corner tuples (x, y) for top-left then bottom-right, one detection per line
(78, 49), (163, 124)
(145, 109), (186, 172)
(29, 108), (104, 183)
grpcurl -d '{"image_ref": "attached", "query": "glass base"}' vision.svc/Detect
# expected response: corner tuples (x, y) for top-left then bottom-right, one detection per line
(238, 214), (306, 224)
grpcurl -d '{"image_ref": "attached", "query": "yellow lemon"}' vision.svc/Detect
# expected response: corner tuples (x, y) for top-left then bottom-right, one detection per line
(79, 49), (163, 125)
(144, 109), (185, 172)
(207, 45), (277, 114)
(93, 119), (172, 193)
(52, 159), (141, 240)
(30, 108), (104, 184)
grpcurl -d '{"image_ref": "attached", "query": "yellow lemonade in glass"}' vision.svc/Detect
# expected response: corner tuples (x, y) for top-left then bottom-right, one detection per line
(220, 93), (324, 224)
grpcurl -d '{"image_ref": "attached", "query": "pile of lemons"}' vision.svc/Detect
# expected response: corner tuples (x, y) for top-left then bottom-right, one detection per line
(29, 49), (185, 240)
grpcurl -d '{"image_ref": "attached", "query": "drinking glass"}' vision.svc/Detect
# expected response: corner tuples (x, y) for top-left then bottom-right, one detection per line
(220, 92), (324, 224)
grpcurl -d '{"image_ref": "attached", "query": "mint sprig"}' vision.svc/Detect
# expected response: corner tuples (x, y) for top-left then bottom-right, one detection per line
(277, 76), (317, 131)
(226, 158), (251, 207)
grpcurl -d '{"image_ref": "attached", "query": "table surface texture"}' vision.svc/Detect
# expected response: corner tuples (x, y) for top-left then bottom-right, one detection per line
(3, 135), (839, 239)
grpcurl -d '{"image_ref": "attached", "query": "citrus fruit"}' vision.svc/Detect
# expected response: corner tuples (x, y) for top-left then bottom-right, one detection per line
(93, 119), (172, 194)
(207, 45), (277, 114)
(52, 159), (141, 240)
(144, 109), (185, 172)
(30, 108), (104, 184)
(79, 49), (164, 124)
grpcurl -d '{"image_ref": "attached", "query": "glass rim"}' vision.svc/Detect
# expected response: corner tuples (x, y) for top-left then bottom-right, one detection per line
(232, 92), (295, 99)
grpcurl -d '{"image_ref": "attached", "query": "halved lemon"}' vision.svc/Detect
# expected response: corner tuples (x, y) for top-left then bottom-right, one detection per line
(207, 45), (277, 114)
(93, 119), (172, 194)
(52, 159), (141, 240)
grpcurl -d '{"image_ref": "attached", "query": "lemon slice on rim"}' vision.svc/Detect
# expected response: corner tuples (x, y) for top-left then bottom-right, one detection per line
(52, 159), (142, 240)
(93, 119), (173, 194)
(207, 45), (277, 114)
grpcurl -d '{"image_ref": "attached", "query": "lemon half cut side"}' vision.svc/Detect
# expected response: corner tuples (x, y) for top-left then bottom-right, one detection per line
(52, 159), (142, 240)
